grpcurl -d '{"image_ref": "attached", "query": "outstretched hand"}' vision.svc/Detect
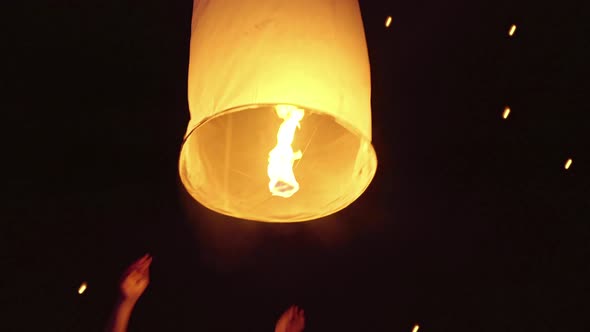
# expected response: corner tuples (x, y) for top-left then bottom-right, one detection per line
(275, 305), (305, 332)
(119, 254), (152, 303)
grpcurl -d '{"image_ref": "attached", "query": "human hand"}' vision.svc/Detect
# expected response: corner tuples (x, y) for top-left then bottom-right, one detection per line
(275, 305), (305, 332)
(118, 254), (152, 304)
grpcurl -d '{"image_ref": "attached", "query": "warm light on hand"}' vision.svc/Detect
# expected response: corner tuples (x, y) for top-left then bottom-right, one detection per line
(119, 254), (151, 303)
(275, 305), (305, 332)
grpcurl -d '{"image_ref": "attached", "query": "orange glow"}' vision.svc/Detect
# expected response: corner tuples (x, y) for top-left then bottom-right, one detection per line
(503, 106), (511, 119)
(385, 16), (392, 28)
(565, 158), (572, 170)
(78, 282), (87, 294)
(268, 105), (305, 197)
(179, 0), (378, 222)
(508, 24), (517, 36)
(412, 324), (420, 332)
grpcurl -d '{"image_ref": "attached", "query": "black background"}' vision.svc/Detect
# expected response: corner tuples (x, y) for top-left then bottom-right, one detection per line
(4, 0), (589, 331)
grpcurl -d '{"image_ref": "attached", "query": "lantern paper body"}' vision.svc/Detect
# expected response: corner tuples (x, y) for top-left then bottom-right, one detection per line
(179, 0), (377, 222)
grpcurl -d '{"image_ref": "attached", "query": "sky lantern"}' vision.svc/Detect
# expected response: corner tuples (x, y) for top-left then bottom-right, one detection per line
(178, 0), (377, 222)
(78, 282), (87, 294)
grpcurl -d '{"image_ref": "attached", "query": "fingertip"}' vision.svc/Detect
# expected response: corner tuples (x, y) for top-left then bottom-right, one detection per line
(136, 255), (147, 264)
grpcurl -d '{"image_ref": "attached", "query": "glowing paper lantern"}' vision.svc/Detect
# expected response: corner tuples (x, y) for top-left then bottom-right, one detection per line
(78, 282), (87, 294)
(508, 24), (517, 37)
(502, 106), (511, 119)
(385, 16), (393, 28)
(179, 0), (377, 222)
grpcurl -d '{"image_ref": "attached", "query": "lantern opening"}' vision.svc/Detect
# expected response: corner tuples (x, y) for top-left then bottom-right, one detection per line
(179, 103), (377, 223)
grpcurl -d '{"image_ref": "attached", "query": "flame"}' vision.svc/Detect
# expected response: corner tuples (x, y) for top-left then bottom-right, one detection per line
(268, 105), (305, 198)
(412, 325), (420, 332)
(565, 158), (572, 170)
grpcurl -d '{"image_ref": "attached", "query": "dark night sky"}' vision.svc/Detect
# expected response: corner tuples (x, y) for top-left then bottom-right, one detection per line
(4, 0), (589, 331)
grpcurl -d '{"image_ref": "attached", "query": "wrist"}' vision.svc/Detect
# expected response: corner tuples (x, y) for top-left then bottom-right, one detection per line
(116, 296), (139, 309)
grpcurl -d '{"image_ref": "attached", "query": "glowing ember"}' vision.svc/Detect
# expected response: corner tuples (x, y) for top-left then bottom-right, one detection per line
(412, 324), (420, 332)
(385, 16), (392, 28)
(503, 106), (511, 119)
(268, 105), (305, 198)
(508, 24), (517, 36)
(78, 282), (87, 294)
(565, 158), (572, 170)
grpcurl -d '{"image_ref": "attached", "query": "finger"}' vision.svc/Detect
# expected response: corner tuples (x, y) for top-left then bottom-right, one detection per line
(284, 306), (293, 319)
(126, 260), (150, 280)
(124, 270), (139, 283)
(135, 254), (149, 264)
(125, 255), (148, 273)
(134, 256), (151, 270)
(135, 274), (147, 284)
(138, 257), (152, 274)
(136, 254), (152, 265)
(291, 307), (299, 320)
(296, 308), (304, 321)
(137, 254), (150, 266)
(140, 263), (151, 277)
(141, 255), (152, 266)
(122, 265), (137, 278)
(129, 270), (149, 284)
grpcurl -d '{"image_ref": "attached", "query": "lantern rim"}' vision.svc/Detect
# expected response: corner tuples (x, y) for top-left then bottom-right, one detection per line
(182, 103), (373, 144)
(178, 103), (378, 223)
